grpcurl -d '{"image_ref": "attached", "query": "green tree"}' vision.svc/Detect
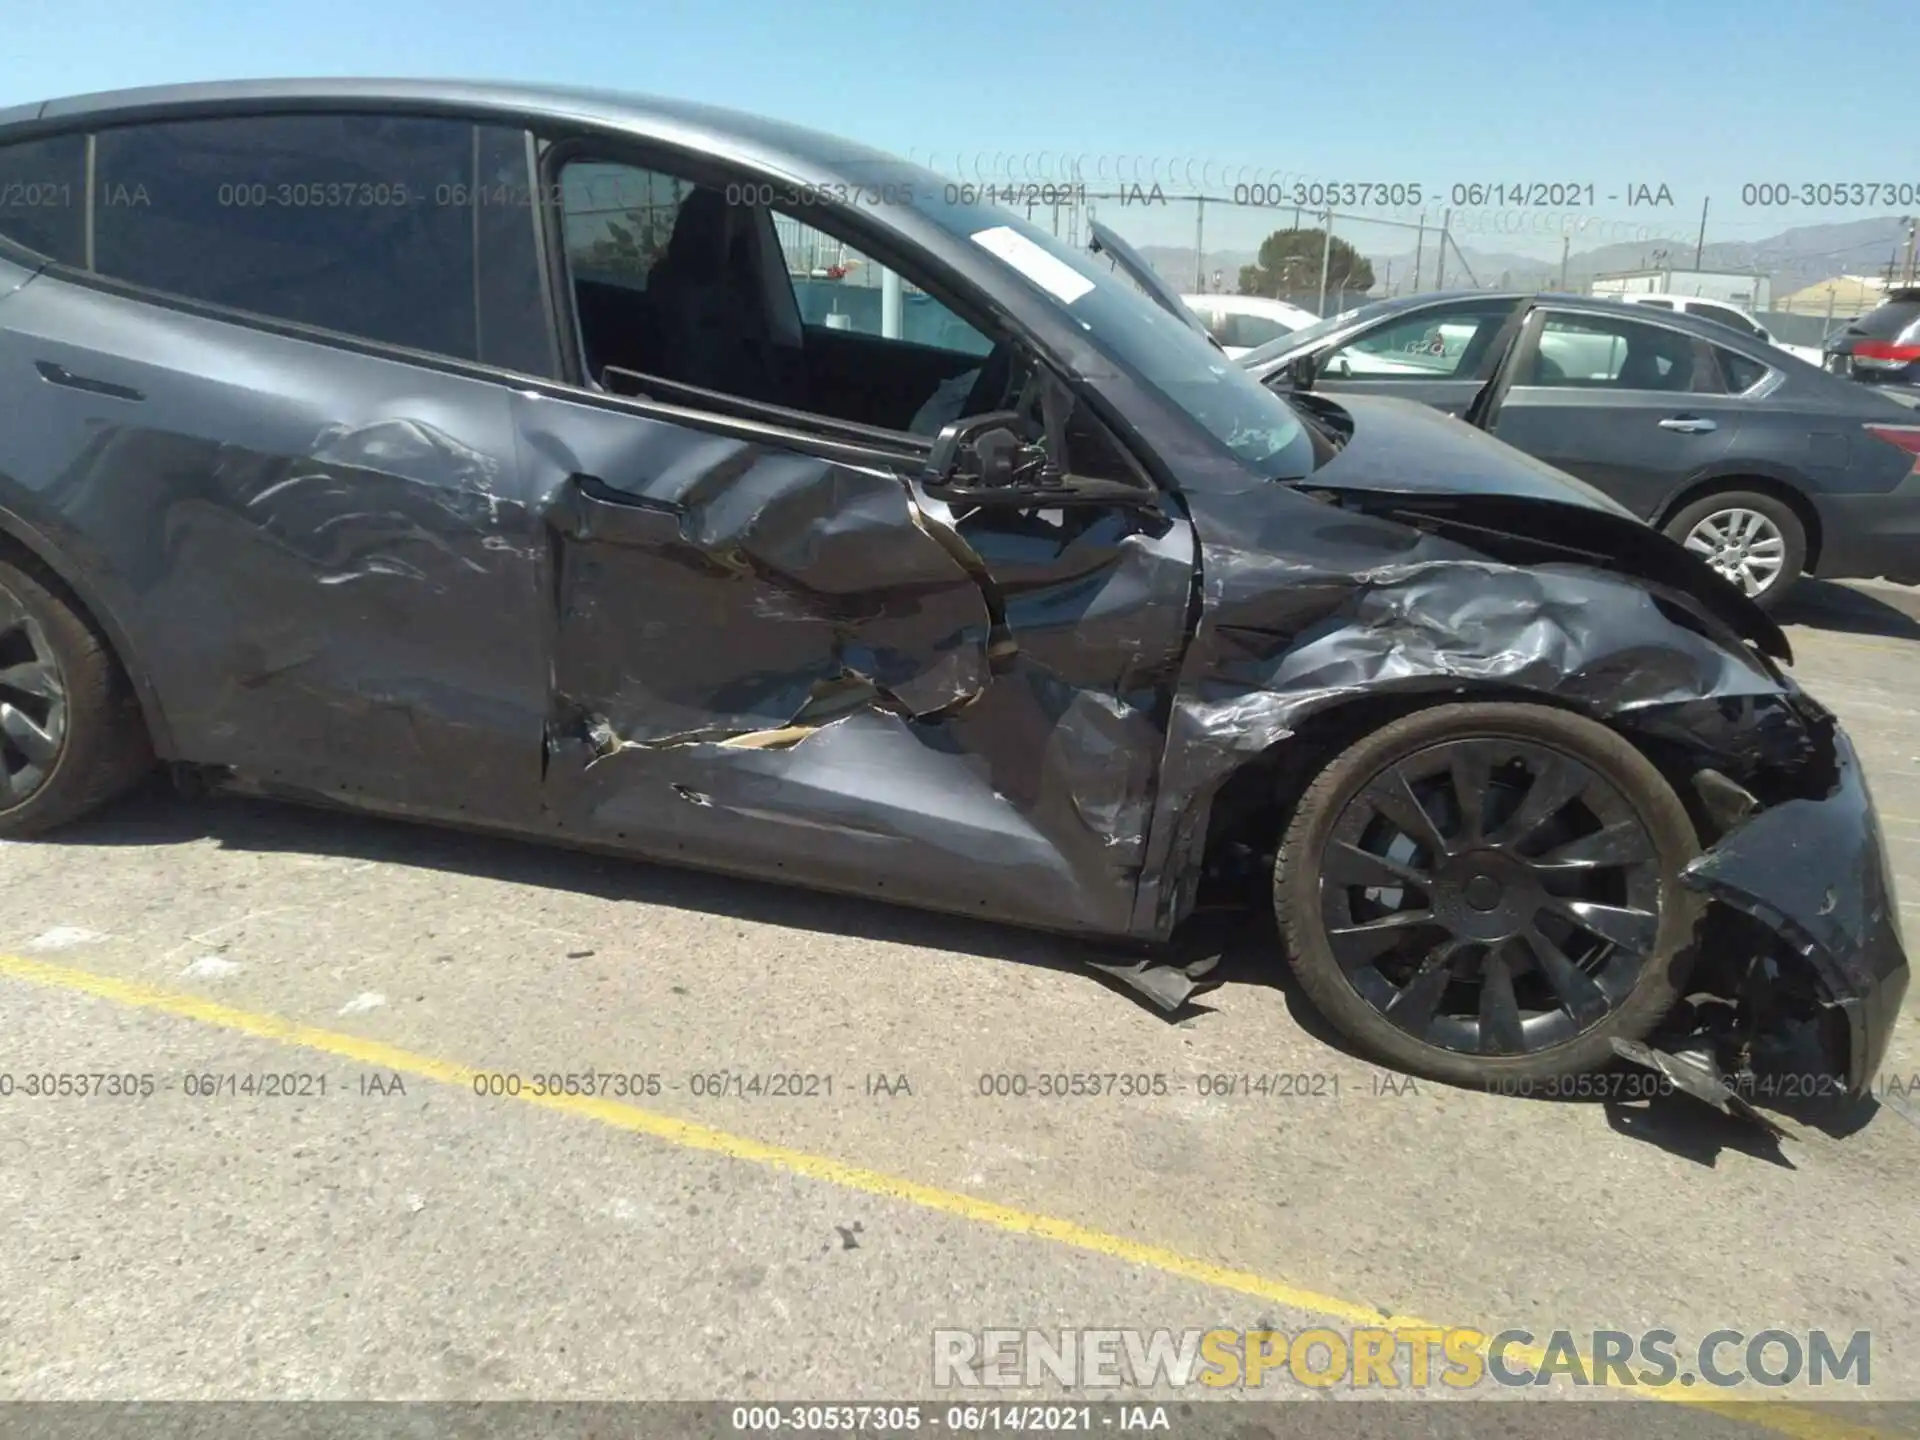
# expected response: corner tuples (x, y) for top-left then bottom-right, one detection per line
(1238, 228), (1375, 298)
(576, 209), (676, 278)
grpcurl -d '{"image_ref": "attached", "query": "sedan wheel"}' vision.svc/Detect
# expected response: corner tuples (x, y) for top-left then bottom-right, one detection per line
(1681, 507), (1786, 597)
(1273, 703), (1701, 1087)
(1661, 489), (1807, 610)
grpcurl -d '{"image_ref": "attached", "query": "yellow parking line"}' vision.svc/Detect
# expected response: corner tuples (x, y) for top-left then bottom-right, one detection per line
(0, 951), (1895, 1437)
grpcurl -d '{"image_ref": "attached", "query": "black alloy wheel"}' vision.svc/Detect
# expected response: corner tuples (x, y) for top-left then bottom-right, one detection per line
(0, 584), (67, 808)
(1274, 703), (1700, 1087)
(0, 558), (151, 835)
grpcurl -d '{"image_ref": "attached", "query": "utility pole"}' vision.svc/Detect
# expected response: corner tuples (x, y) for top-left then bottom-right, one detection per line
(1317, 209), (1334, 315)
(1435, 210), (1450, 290)
(1694, 196), (1709, 269)
(1904, 218), (1918, 286)
(1560, 232), (1571, 290)
(1193, 196), (1206, 293)
(1411, 212), (1426, 294)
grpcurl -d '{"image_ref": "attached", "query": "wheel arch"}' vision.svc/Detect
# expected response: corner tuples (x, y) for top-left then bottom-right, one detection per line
(1191, 681), (1706, 897)
(0, 508), (172, 757)
(1653, 471), (1823, 573)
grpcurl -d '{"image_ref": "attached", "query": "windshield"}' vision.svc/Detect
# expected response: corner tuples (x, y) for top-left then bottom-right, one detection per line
(905, 190), (1313, 478)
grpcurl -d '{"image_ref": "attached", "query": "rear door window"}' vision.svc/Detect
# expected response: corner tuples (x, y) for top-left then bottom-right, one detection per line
(91, 114), (485, 358)
(1527, 312), (1703, 390)
(0, 132), (86, 266)
(1710, 345), (1770, 394)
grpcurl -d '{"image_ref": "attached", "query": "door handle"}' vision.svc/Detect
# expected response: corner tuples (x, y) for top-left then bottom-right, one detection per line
(34, 361), (144, 402)
(1658, 416), (1716, 433)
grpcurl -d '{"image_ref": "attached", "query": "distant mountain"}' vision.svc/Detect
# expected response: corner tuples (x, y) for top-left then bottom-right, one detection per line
(1135, 216), (1915, 303)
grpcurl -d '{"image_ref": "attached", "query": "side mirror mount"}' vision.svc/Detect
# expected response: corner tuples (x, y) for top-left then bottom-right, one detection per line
(1287, 351), (1321, 390)
(922, 410), (1153, 509)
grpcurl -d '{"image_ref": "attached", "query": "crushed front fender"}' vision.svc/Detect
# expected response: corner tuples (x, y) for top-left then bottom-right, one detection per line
(1680, 713), (1910, 1094)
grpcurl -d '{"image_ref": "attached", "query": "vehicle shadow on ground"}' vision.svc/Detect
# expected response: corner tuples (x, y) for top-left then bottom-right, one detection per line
(48, 780), (1246, 1020)
(1776, 579), (1920, 640)
(51, 784), (1904, 1159)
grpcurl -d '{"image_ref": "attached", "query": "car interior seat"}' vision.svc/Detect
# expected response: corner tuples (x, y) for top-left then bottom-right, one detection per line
(1617, 332), (1693, 391)
(643, 187), (783, 404)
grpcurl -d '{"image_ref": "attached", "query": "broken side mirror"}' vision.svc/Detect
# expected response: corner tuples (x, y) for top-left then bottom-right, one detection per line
(1287, 351), (1321, 389)
(921, 411), (1155, 509)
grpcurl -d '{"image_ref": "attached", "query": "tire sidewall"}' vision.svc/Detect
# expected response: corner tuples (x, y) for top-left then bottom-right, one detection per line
(1273, 703), (1702, 1088)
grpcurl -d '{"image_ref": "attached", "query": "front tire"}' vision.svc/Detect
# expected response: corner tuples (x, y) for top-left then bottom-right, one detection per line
(1273, 703), (1701, 1088)
(1662, 489), (1806, 610)
(0, 556), (151, 836)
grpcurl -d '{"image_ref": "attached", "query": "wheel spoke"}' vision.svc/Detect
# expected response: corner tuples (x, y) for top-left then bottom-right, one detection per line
(1326, 908), (1434, 970)
(1323, 840), (1430, 891)
(1492, 751), (1588, 848)
(1477, 942), (1527, 1053)
(1366, 767), (1452, 858)
(1448, 746), (1493, 846)
(0, 703), (57, 764)
(1539, 897), (1658, 955)
(1382, 942), (1460, 1036)
(0, 660), (61, 701)
(1521, 925), (1613, 1026)
(1529, 818), (1653, 873)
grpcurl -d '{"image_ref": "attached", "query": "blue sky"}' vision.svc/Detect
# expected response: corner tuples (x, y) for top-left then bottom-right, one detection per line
(7, 0), (1918, 263)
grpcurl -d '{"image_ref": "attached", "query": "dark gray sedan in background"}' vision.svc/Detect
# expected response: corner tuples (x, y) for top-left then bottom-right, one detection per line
(1237, 291), (1920, 607)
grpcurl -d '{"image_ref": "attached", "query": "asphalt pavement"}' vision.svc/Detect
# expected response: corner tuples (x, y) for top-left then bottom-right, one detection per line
(2, 579), (1919, 1437)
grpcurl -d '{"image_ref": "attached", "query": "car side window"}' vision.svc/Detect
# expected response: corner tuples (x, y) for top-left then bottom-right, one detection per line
(0, 133), (86, 266)
(555, 155), (1006, 435)
(1711, 345), (1769, 394)
(1321, 302), (1512, 380)
(771, 215), (992, 358)
(1219, 312), (1294, 350)
(91, 115), (494, 360)
(1526, 313), (1699, 391)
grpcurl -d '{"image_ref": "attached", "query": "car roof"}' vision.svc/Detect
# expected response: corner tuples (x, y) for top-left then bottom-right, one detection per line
(1181, 293), (1316, 317)
(1379, 288), (1785, 348)
(0, 79), (908, 189)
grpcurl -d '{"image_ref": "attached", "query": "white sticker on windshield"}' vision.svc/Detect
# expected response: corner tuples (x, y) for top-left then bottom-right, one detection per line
(970, 225), (1095, 304)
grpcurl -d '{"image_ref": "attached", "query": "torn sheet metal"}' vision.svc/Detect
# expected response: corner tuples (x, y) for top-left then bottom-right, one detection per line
(1678, 720), (1910, 1091)
(515, 390), (1195, 938)
(1610, 1039), (1793, 1142)
(1114, 463), (1908, 1078)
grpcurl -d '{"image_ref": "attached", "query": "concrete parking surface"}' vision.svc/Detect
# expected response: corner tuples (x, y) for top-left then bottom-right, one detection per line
(3, 580), (1919, 1434)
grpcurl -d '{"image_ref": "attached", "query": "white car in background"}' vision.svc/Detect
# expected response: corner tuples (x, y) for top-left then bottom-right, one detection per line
(1182, 294), (1320, 357)
(1613, 293), (1825, 367)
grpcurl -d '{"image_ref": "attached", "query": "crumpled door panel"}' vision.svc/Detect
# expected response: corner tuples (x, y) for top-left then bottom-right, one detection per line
(517, 392), (1194, 935)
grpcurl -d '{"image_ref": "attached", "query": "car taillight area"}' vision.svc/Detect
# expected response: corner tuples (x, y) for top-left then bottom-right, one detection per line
(1865, 423), (1920, 472)
(1853, 339), (1920, 368)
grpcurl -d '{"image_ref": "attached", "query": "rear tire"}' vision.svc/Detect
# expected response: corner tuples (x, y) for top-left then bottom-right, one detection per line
(1273, 702), (1700, 1088)
(1661, 489), (1806, 610)
(0, 556), (151, 836)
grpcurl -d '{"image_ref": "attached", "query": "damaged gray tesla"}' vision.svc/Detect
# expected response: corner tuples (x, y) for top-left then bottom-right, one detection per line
(0, 81), (1906, 1110)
